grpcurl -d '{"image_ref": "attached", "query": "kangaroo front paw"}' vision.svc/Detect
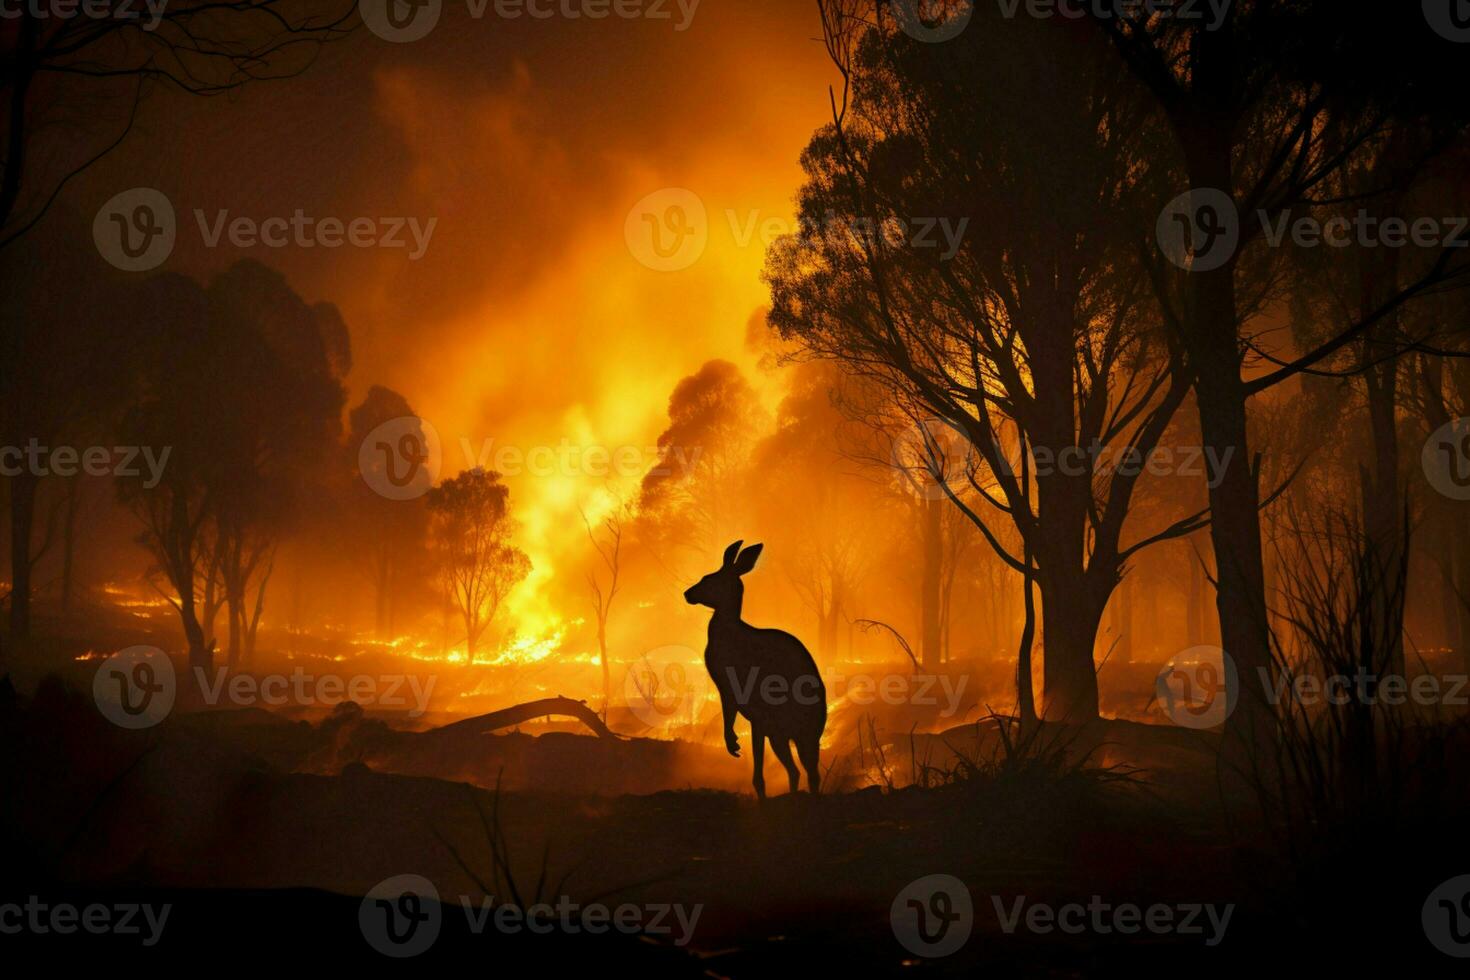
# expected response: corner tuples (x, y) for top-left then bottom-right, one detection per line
(726, 735), (740, 757)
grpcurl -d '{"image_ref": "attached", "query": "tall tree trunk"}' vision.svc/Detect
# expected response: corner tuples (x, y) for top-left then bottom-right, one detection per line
(7, 470), (37, 638)
(920, 496), (942, 669)
(1419, 356), (1468, 673)
(1187, 537), (1209, 645)
(226, 594), (243, 669)
(179, 584), (209, 673)
(818, 604), (839, 661)
(1037, 575), (1104, 721)
(375, 544), (390, 638)
(1456, 526), (1470, 680)
(1109, 573), (1134, 663)
(1192, 350), (1273, 747)
(60, 478), (82, 618)
(245, 553), (272, 660)
(597, 619), (610, 719)
(386, 558), (397, 638)
(1017, 537), (1039, 733)
(1177, 30), (1274, 757)
(1440, 520), (1463, 657)
(201, 564), (223, 655)
(1358, 236), (1406, 677)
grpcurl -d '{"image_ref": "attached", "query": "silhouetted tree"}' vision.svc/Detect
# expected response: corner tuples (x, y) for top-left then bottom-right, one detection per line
(638, 359), (767, 576)
(114, 273), (222, 668)
(206, 261), (346, 664)
(583, 501), (625, 719)
(427, 468), (529, 663)
(1086, 0), (1470, 745)
(114, 261), (346, 669)
(0, 0), (352, 248)
(771, 6), (1198, 719)
(347, 386), (431, 640)
(0, 207), (130, 641)
(751, 361), (876, 661)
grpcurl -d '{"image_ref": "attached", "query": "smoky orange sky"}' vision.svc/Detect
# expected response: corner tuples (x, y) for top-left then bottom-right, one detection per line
(75, 0), (842, 639)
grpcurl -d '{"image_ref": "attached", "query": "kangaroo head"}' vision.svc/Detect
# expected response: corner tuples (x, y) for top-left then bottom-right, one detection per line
(684, 540), (763, 612)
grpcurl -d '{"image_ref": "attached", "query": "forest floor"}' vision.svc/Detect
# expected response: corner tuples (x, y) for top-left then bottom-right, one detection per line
(3, 670), (1463, 973)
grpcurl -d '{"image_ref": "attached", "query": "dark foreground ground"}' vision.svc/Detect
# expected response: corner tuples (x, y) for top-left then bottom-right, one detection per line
(4, 675), (1468, 974)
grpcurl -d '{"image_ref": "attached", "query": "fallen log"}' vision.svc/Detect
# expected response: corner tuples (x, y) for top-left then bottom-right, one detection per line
(433, 696), (622, 740)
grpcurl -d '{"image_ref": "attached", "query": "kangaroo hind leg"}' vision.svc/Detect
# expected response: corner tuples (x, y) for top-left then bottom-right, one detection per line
(769, 737), (801, 794)
(796, 735), (821, 794)
(750, 724), (767, 799)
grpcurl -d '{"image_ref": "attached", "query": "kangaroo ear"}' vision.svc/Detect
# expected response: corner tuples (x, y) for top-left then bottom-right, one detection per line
(733, 542), (763, 575)
(722, 540), (744, 568)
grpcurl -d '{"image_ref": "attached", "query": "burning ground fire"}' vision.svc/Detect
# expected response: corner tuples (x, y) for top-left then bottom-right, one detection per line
(79, 578), (990, 749)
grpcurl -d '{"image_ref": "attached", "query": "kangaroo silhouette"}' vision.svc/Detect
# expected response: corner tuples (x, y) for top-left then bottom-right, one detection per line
(684, 540), (826, 797)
